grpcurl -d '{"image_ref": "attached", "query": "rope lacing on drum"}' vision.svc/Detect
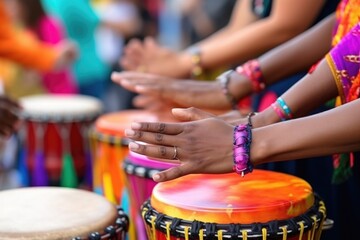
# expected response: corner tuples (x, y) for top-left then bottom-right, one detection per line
(116, 207), (130, 232)
(190, 220), (204, 239)
(205, 223), (217, 239)
(170, 217), (181, 236)
(88, 232), (101, 240)
(105, 225), (117, 237)
(155, 213), (166, 229)
(267, 220), (279, 238)
(141, 195), (326, 239)
(227, 223), (241, 239)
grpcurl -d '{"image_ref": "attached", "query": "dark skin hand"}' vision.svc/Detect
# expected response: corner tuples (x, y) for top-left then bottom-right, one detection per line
(0, 96), (21, 137)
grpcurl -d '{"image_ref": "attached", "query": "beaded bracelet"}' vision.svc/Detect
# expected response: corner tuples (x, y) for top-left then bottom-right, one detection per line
(186, 46), (203, 79)
(233, 124), (254, 177)
(236, 59), (265, 93)
(217, 70), (238, 110)
(276, 97), (293, 119)
(271, 103), (287, 121)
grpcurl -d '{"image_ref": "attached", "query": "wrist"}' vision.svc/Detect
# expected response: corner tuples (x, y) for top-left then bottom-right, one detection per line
(251, 107), (280, 128)
(233, 124), (254, 176)
(236, 59), (265, 93)
(183, 46), (203, 79)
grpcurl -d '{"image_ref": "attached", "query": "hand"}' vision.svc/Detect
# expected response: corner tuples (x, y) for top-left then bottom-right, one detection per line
(53, 40), (78, 71)
(0, 96), (21, 138)
(124, 116), (235, 182)
(120, 37), (192, 78)
(112, 71), (232, 110)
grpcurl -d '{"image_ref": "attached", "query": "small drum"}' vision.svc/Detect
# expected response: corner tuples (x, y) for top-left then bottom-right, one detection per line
(91, 110), (174, 240)
(19, 94), (102, 189)
(142, 170), (329, 240)
(124, 151), (179, 240)
(91, 110), (160, 203)
(0, 187), (129, 239)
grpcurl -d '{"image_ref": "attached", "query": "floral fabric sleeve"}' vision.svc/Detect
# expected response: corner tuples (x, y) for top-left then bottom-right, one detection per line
(326, 22), (360, 104)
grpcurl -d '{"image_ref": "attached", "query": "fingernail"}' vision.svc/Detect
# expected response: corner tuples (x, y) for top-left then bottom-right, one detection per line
(129, 142), (139, 150)
(153, 174), (161, 182)
(131, 122), (142, 130)
(125, 129), (135, 137)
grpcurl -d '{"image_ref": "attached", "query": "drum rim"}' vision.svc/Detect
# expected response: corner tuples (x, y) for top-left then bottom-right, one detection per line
(19, 94), (103, 122)
(71, 207), (129, 240)
(123, 159), (162, 179)
(90, 129), (129, 145)
(141, 193), (326, 239)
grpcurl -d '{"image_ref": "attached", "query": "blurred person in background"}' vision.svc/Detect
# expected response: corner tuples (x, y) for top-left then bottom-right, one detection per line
(181, 0), (237, 45)
(42, 0), (109, 101)
(4, 0), (78, 96)
(93, 0), (142, 112)
(0, 0), (77, 76)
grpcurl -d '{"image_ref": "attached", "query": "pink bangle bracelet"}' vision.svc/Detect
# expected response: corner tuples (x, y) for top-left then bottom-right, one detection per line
(233, 124), (253, 177)
(271, 103), (287, 121)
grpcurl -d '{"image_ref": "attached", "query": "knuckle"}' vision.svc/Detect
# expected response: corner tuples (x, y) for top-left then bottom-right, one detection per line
(155, 133), (163, 142)
(157, 123), (166, 133)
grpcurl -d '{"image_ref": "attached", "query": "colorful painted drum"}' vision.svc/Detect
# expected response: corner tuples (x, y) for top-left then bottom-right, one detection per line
(91, 110), (175, 240)
(124, 151), (179, 240)
(91, 110), (161, 204)
(0, 187), (128, 240)
(142, 170), (328, 240)
(19, 94), (102, 189)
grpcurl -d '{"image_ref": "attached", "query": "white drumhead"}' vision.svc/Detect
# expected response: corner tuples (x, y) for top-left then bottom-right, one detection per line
(20, 94), (103, 121)
(0, 187), (118, 239)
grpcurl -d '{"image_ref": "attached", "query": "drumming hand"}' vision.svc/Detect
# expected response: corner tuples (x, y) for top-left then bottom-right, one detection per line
(125, 117), (234, 182)
(120, 37), (193, 78)
(171, 107), (217, 121)
(112, 71), (232, 110)
(0, 96), (21, 137)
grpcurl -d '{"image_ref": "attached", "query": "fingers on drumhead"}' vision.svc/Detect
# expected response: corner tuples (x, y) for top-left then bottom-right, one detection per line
(153, 166), (188, 182)
(130, 122), (183, 135)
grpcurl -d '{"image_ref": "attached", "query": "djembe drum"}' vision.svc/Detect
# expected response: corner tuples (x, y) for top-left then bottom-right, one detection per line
(0, 187), (129, 239)
(124, 151), (179, 240)
(91, 110), (173, 240)
(19, 94), (102, 189)
(141, 170), (330, 240)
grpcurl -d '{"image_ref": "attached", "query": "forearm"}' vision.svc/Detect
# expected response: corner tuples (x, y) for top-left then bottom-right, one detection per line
(199, 0), (326, 69)
(252, 98), (360, 165)
(260, 14), (335, 85)
(248, 57), (338, 128)
(192, 0), (257, 56)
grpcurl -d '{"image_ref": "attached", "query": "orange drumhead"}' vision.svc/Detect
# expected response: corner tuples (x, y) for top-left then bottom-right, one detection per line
(95, 110), (164, 137)
(151, 170), (314, 224)
(0, 187), (118, 239)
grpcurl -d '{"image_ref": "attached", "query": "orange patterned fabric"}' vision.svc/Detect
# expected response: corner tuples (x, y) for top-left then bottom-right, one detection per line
(0, 1), (57, 72)
(332, 0), (360, 47)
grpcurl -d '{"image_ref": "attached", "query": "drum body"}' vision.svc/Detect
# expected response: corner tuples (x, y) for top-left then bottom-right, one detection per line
(20, 94), (102, 188)
(142, 170), (327, 240)
(91, 110), (171, 240)
(91, 110), (161, 204)
(124, 151), (179, 240)
(0, 187), (128, 240)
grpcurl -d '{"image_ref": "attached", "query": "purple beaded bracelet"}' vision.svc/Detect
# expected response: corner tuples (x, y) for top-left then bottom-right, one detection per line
(233, 124), (253, 176)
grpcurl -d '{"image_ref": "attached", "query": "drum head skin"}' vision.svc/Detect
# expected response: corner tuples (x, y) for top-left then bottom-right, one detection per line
(20, 94), (103, 121)
(151, 170), (314, 224)
(0, 187), (118, 239)
(95, 110), (160, 137)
